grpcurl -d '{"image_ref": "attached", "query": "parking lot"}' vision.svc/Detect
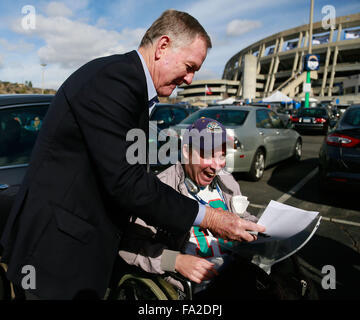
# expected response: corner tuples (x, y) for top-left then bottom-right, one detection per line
(236, 133), (360, 299)
(1, 95), (359, 300)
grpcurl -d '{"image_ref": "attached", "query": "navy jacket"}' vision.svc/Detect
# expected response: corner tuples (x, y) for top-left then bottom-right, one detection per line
(0, 51), (198, 299)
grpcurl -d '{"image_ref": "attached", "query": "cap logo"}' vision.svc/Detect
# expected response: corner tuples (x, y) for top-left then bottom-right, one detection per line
(206, 121), (223, 133)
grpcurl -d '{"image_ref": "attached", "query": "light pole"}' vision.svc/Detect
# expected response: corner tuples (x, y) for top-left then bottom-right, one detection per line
(41, 63), (47, 94)
(305, 0), (314, 108)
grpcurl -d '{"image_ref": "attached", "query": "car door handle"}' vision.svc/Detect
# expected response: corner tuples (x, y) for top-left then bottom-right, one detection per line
(275, 131), (280, 135)
(0, 184), (9, 190)
(259, 131), (264, 136)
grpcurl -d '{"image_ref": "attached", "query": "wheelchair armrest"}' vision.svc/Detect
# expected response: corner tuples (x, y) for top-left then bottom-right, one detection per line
(166, 271), (193, 300)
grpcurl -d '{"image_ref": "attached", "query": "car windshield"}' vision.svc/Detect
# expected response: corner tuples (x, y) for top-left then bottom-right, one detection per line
(180, 109), (249, 126)
(342, 108), (360, 127)
(298, 108), (327, 117)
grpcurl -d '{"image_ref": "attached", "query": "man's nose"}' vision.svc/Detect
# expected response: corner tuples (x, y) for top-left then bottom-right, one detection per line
(183, 73), (194, 85)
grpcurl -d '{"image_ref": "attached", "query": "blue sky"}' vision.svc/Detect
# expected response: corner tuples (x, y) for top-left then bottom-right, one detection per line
(0, 0), (359, 90)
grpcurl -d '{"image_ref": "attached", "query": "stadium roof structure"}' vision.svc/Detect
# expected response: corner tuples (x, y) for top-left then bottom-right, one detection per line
(223, 13), (360, 104)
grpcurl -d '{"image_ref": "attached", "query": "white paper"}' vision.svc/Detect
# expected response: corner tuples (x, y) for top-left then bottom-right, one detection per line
(255, 200), (319, 242)
(222, 200), (321, 272)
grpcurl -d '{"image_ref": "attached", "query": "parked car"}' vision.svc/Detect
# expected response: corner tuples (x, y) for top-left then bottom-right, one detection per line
(170, 105), (302, 181)
(0, 94), (54, 239)
(291, 107), (333, 134)
(250, 102), (291, 126)
(147, 103), (197, 172)
(336, 104), (351, 117)
(150, 103), (198, 130)
(318, 104), (360, 189)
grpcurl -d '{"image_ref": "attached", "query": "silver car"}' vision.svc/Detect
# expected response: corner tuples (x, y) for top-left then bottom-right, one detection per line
(171, 105), (302, 181)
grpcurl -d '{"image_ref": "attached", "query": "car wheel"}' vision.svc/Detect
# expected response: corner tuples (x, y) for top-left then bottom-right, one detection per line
(248, 149), (265, 181)
(0, 264), (11, 300)
(292, 139), (302, 162)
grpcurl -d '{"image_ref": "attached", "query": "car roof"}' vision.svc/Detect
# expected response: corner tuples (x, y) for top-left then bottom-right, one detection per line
(197, 105), (266, 112)
(0, 94), (54, 107)
(155, 103), (188, 107)
(298, 107), (326, 111)
(347, 104), (360, 109)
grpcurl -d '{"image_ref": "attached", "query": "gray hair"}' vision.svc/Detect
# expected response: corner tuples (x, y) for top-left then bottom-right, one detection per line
(139, 9), (212, 50)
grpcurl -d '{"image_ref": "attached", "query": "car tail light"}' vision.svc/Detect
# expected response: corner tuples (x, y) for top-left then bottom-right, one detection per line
(291, 117), (299, 123)
(331, 178), (347, 182)
(315, 118), (326, 123)
(326, 133), (360, 148)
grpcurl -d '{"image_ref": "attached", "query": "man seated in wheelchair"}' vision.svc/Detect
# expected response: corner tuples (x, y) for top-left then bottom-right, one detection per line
(118, 118), (272, 299)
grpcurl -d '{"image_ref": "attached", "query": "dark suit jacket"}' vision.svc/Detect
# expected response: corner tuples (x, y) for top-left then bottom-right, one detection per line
(0, 51), (198, 299)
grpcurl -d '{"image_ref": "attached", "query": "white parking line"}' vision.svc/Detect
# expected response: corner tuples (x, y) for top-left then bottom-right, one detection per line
(321, 217), (360, 227)
(248, 203), (266, 209)
(275, 167), (360, 228)
(276, 167), (319, 204)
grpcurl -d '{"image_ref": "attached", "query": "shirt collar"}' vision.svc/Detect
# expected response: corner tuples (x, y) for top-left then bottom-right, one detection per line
(136, 50), (157, 102)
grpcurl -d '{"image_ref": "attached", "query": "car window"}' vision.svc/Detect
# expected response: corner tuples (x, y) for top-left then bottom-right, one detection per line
(151, 107), (174, 124)
(298, 108), (327, 117)
(0, 105), (48, 168)
(172, 108), (189, 124)
(342, 108), (360, 126)
(256, 110), (273, 128)
(268, 111), (285, 129)
(180, 109), (248, 126)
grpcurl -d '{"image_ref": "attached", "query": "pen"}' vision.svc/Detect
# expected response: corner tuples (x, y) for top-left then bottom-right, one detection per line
(248, 231), (270, 238)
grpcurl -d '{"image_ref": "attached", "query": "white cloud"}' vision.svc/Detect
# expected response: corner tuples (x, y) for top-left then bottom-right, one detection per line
(44, 2), (73, 18)
(62, 0), (89, 12)
(12, 14), (146, 70)
(0, 52), (75, 89)
(6, 3), (147, 89)
(194, 67), (219, 81)
(226, 19), (262, 37)
(95, 17), (108, 28)
(0, 38), (35, 52)
(181, 0), (295, 79)
(185, 0), (291, 27)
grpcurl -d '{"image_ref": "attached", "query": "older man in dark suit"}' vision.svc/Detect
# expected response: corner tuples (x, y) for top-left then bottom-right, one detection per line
(0, 10), (264, 299)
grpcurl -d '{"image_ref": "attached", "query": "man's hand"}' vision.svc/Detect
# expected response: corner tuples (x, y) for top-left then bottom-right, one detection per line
(200, 206), (265, 242)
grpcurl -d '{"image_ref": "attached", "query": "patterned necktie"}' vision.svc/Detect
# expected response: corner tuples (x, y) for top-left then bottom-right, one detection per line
(148, 95), (159, 115)
(148, 95), (159, 108)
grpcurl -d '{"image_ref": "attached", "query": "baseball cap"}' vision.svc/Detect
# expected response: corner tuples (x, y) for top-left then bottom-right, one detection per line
(182, 117), (229, 154)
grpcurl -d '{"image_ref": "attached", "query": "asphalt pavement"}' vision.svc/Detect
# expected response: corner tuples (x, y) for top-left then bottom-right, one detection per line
(235, 133), (360, 300)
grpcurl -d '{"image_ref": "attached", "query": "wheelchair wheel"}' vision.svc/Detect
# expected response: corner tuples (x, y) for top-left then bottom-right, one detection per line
(0, 263), (11, 300)
(114, 274), (169, 300)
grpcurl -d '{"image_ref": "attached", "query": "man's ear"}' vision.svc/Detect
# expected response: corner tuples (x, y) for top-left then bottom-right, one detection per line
(155, 35), (171, 60)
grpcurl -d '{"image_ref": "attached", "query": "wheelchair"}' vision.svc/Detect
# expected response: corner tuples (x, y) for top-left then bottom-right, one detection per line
(106, 254), (320, 301)
(0, 262), (13, 300)
(106, 257), (193, 300)
(0, 256), (192, 301)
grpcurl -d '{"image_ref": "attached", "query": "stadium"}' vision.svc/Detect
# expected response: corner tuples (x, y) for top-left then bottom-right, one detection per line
(179, 12), (360, 105)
